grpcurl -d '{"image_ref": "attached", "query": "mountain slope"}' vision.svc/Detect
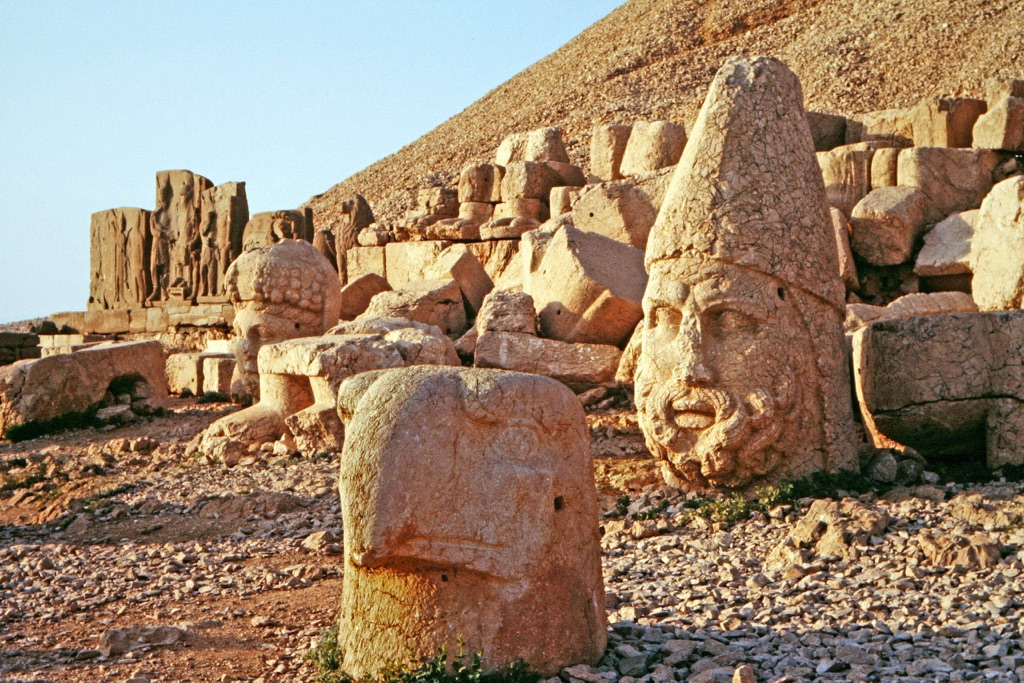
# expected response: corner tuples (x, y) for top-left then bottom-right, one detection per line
(306, 0), (1024, 226)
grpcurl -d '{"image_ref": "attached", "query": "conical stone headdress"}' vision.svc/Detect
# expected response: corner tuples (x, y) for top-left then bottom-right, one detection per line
(645, 55), (844, 311)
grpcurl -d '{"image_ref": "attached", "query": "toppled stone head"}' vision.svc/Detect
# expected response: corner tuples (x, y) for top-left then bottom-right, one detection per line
(635, 56), (857, 493)
(335, 366), (606, 678)
(225, 239), (341, 401)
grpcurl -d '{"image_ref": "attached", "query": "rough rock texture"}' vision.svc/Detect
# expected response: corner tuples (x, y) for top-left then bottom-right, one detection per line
(915, 210), (978, 277)
(972, 96), (1024, 151)
(458, 163), (503, 203)
(422, 245), (495, 315)
(869, 147), (899, 188)
(524, 224), (647, 348)
(241, 210), (311, 252)
(202, 355), (235, 396)
(476, 290), (538, 336)
(618, 121), (687, 177)
(817, 144), (876, 218)
(88, 207), (152, 310)
(844, 291), (978, 333)
(329, 317), (461, 367)
(307, 0), (1024, 229)
(360, 279), (467, 338)
(339, 273), (392, 322)
(910, 97), (987, 148)
(849, 187), (927, 266)
(830, 208), (858, 291)
(590, 124), (633, 181)
(494, 126), (570, 166)
(384, 241), (451, 288)
(853, 310), (1024, 467)
(335, 366), (606, 677)
(0, 341), (168, 435)
(896, 147), (1000, 224)
(971, 177), (1024, 311)
(474, 331), (621, 392)
(571, 168), (673, 250)
(636, 56), (857, 493)
(845, 108), (914, 146)
(224, 240), (342, 403)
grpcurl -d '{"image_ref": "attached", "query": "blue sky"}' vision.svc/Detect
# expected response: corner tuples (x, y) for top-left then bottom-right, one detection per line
(0, 1), (623, 324)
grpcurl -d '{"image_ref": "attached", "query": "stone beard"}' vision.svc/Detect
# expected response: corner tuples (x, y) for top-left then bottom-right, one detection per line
(635, 260), (825, 492)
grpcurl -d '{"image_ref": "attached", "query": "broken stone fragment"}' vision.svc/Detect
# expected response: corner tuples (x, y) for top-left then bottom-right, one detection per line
(849, 187), (927, 266)
(619, 120), (686, 177)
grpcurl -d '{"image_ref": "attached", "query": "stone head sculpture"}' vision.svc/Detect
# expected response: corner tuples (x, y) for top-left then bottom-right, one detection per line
(635, 56), (857, 493)
(225, 239), (341, 402)
(335, 365), (606, 678)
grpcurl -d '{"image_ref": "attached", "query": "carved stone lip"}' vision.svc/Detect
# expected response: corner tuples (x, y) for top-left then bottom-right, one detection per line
(669, 399), (716, 431)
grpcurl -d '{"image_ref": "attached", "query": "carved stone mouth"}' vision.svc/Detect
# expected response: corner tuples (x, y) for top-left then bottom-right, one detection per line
(669, 399), (716, 431)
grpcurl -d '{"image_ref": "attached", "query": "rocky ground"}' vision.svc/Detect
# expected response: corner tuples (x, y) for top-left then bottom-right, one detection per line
(0, 398), (1022, 682)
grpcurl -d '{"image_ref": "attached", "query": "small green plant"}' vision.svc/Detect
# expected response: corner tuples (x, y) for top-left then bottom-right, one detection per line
(1, 463), (48, 492)
(634, 499), (669, 520)
(706, 493), (749, 524)
(305, 628), (540, 683)
(614, 495), (630, 517)
(751, 482), (795, 513)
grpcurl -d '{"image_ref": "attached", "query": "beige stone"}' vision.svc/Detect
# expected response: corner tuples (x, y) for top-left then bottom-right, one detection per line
(355, 227), (390, 247)
(524, 224), (646, 347)
(423, 245), (494, 314)
(202, 355), (235, 395)
(361, 279), (467, 338)
(590, 124), (632, 181)
(806, 111), (847, 151)
(853, 310), (1024, 467)
(166, 352), (205, 395)
(339, 273), (391, 322)
(346, 246), (386, 283)
(870, 147), (899, 188)
(493, 198), (548, 222)
(549, 186), (582, 216)
(830, 209), (859, 291)
(333, 194), (376, 283)
(971, 176), (1024, 310)
(474, 332), (620, 391)
(849, 187), (927, 266)
(88, 207), (152, 311)
(986, 78), (1024, 105)
(467, 240), (521, 284)
(224, 240), (342, 402)
(480, 217), (542, 241)
(329, 317), (460, 367)
(897, 147), (1000, 223)
(911, 97), (987, 148)
(495, 126), (570, 166)
(845, 108), (915, 146)
(424, 218), (481, 242)
(335, 366), (605, 677)
(619, 121), (687, 177)
(615, 323), (642, 385)
(458, 163), (503, 203)
(844, 292), (978, 334)
(476, 290), (537, 336)
(457, 201), (494, 222)
(151, 170), (213, 302)
(0, 341), (168, 435)
(817, 144), (876, 217)
(241, 210), (309, 252)
(915, 210), (978, 277)
(196, 181), (249, 298)
(972, 96), (1024, 151)
(636, 56), (857, 493)
(571, 168), (673, 250)
(500, 161), (564, 201)
(383, 241), (451, 288)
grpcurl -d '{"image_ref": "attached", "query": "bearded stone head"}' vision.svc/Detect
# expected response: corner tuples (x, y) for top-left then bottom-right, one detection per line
(634, 56), (857, 493)
(225, 239), (341, 402)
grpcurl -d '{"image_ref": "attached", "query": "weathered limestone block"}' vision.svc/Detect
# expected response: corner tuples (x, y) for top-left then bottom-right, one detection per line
(329, 317), (460, 367)
(549, 186), (582, 216)
(480, 217), (542, 241)
(475, 332), (620, 391)
(636, 56), (857, 493)
(570, 168), (672, 250)
(501, 161), (564, 201)
(347, 246), (386, 282)
(915, 210), (978, 277)
(493, 198), (548, 223)
(897, 147), (1000, 223)
(82, 310), (131, 335)
(972, 96), (1024, 151)
(166, 352), (206, 395)
(870, 147), (899, 188)
(424, 219), (481, 242)
(384, 241), (451, 288)
(853, 311), (1024, 467)
(495, 126), (570, 166)
(339, 273), (391, 322)
(831, 209), (859, 291)
(845, 108), (915, 146)
(467, 240), (521, 284)
(202, 355), (235, 395)
(152, 170), (213, 302)
(361, 279), (467, 338)
(849, 187), (927, 266)
(224, 240), (342, 403)
(332, 194), (376, 284)
(590, 124), (632, 181)
(477, 290), (537, 336)
(356, 227), (391, 247)
(806, 111), (847, 151)
(197, 181), (249, 298)
(971, 176), (1024, 310)
(458, 163), (503, 203)
(524, 224), (646, 348)
(986, 78), (1024, 104)
(0, 341), (168, 435)
(817, 144), (876, 217)
(423, 245), (494, 315)
(458, 201), (495, 223)
(911, 97), (987, 148)
(89, 207), (152, 310)
(844, 291), (977, 333)
(242, 210), (310, 252)
(619, 121), (687, 177)
(335, 366), (606, 677)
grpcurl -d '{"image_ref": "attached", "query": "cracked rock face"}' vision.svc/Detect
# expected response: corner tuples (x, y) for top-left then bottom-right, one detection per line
(635, 55), (857, 493)
(334, 366), (606, 678)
